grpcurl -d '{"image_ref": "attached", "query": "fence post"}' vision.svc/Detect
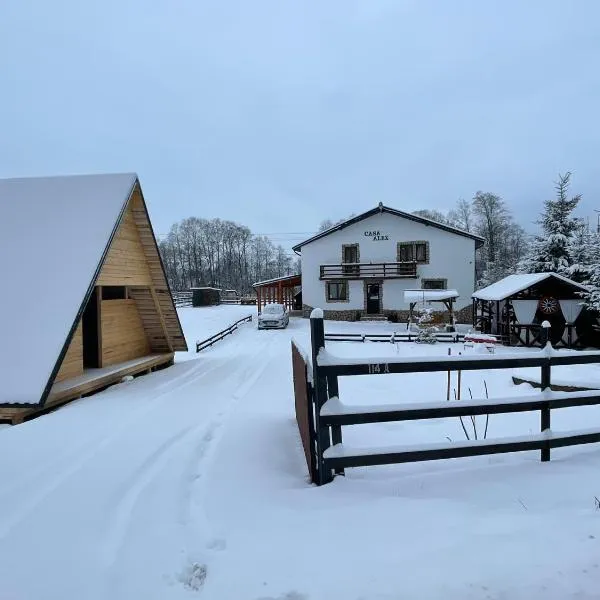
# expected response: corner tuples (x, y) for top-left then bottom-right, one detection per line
(326, 373), (344, 476)
(310, 309), (333, 485)
(540, 320), (551, 462)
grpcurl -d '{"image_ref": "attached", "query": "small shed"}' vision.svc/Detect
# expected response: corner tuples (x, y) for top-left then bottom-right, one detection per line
(191, 287), (221, 307)
(253, 274), (302, 314)
(0, 173), (188, 422)
(472, 273), (592, 348)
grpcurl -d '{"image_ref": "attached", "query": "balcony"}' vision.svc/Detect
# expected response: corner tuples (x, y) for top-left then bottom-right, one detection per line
(319, 262), (418, 280)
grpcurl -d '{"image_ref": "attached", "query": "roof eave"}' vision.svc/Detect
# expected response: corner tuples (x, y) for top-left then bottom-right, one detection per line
(292, 205), (485, 251)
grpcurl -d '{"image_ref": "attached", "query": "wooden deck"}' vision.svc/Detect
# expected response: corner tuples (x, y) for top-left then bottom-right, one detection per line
(0, 353), (174, 425)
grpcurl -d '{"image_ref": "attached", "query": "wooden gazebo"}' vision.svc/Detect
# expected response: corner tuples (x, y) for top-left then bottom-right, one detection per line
(253, 274), (301, 314)
(404, 289), (459, 329)
(472, 273), (593, 348)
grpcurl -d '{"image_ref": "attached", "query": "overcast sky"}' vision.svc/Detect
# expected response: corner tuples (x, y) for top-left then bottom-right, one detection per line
(2, 1), (600, 249)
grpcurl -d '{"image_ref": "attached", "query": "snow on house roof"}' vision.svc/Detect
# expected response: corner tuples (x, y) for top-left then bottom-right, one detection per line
(292, 203), (484, 252)
(0, 173), (138, 405)
(403, 289), (459, 302)
(252, 274), (301, 287)
(472, 273), (590, 301)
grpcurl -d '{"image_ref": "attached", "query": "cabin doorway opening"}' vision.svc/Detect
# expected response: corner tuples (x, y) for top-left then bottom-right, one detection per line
(82, 288), (101, 369)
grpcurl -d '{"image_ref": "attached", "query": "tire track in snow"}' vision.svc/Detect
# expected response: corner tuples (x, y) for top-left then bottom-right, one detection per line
(100, 423), (202, 568)
(101, 337), (274, 577)
(99, 340), (274, 595)
(177, 339), (277, 547)
(0, 355), (236, 540)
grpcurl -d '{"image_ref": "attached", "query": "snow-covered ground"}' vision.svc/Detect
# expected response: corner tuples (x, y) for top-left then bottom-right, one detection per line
(1, 305), (600, 599)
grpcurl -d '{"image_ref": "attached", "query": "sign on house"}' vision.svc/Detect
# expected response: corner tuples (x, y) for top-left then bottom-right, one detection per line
(364, 230), (389, 241)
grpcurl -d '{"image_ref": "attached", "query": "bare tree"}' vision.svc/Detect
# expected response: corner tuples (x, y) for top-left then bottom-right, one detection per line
(412, 209), (448, 224)
(447, 198), (473, 232)
(158, 218), (296, 292)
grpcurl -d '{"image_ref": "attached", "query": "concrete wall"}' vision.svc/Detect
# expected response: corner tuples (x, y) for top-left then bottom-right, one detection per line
(300, 211), (477, 313)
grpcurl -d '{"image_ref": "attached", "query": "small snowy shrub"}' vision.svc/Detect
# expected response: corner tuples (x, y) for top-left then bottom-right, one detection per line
(417, 307), (434, 326)
(416, 327), (438, 344)
(451, 380), (490, 441)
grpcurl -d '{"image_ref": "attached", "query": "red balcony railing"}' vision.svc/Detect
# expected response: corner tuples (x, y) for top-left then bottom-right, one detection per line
(319, 262), (418, 279)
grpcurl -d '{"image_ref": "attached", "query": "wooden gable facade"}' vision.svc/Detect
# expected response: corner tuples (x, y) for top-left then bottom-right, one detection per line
(0, 174), (187, 423)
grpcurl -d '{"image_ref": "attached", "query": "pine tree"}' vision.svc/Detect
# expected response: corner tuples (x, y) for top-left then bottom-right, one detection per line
(567, 223), (597, 284)
(518, 172), (582, 274)
(582, 259), (600, 311)
(580, 228), (600, 310)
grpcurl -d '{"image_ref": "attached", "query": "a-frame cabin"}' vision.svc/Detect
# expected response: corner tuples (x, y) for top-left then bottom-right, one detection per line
(0, 173), (187, 423)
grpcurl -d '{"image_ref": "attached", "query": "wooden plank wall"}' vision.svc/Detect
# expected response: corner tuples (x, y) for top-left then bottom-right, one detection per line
(97, 200), (152, 287)
(156, 288), (187, 349)
(54, 321), (83, 382)
(128, 287), (171, 352)
(101, 299), (150, 366)
(130, 187), (188, 352)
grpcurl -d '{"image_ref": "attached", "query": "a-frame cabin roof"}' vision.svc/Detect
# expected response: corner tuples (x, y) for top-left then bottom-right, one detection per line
(0, 173), (187, 407)
(292, 202), (485, 252)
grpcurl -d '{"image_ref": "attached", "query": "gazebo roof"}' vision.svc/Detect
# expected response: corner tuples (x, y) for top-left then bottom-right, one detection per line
(404, 289), (459, 302)
(473, 273), (589, 302)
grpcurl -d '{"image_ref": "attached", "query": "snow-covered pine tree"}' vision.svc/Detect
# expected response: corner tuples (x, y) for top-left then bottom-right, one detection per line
(567, 223), (597, 284)
(580, 227), (600, 310)
(518, 172), (582, 274)
(583, 264), (600, 311)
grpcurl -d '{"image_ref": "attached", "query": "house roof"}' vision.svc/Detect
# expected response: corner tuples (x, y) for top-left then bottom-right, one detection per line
(292, 203), (484, 252)
(0, 173), (186, 407)
(253, 274), (302, 288)
(472, 273), (590, 301)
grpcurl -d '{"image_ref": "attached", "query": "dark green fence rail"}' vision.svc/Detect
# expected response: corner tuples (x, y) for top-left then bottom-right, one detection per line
(292, 311), (600, 486)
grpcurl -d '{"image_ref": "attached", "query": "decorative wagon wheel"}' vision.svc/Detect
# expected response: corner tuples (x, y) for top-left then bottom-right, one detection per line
(538, 296), (559, 315)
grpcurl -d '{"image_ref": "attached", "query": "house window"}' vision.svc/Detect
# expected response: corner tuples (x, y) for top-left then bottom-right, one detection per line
(422, 278), (447, 290)
(342, 244), (359, 275)
(397, 241), (429, 263)
(101, 286), (127, 300)
(326, 281), (349, 301)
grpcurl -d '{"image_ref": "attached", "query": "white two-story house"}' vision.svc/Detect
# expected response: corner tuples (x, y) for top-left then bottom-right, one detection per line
(292, 203), (484, 321)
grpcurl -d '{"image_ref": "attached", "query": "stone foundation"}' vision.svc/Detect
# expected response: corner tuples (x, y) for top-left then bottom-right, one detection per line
(302, 304), (474, 323)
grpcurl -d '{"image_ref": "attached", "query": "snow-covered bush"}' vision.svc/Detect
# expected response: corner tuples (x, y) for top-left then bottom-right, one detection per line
(417, 307), (434, 326)
(416, 327), (438, 344)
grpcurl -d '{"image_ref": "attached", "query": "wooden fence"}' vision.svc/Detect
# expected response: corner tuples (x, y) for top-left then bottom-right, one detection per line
(173, 291), (192, 307)
(292, 313), (600, 485)
(325, 331), (465, 343)
(196, 315), (253, 352)
(292, 342), (316, 481)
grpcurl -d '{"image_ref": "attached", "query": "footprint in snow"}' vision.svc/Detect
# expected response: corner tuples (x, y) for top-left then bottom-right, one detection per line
(207, 538), (226, 552)
(178, 561), (207, 592)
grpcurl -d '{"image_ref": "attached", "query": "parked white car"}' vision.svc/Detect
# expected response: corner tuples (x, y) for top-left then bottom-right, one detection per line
(258, 303), (289, 329)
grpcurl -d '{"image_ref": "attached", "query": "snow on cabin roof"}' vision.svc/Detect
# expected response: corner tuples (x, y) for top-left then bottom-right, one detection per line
(0, 173), (138, 405)
(403, 289), (459, 302)
(292, 203), (484, 252)
(191, 287), (221, 291)
(472, 273), (590, 302)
